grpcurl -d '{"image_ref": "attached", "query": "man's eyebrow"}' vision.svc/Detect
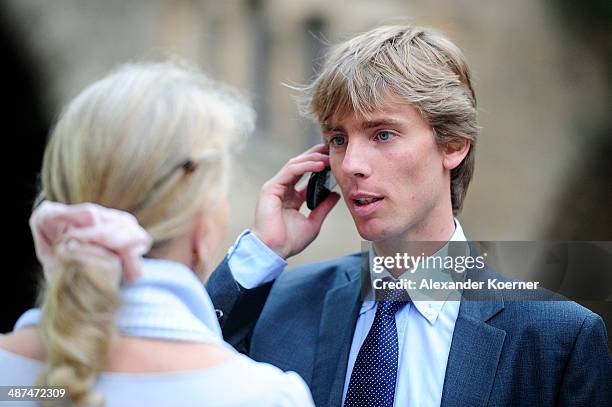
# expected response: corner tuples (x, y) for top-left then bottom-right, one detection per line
(322, 119), (402, 133)
(362, 119), (402, 129)
(322, 124), (345, 133)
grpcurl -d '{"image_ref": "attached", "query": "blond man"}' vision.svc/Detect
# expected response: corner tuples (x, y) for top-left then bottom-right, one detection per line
(207, 25), (611, 406)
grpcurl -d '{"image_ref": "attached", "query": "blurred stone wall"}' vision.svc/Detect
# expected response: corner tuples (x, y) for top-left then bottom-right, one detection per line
(3, 0), (610, 271)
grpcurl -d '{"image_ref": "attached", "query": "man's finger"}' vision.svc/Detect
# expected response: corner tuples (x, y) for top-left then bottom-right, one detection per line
(287, 152), (329, 166)
(304, 143), (328, 155)
(273, 160), (328, 186)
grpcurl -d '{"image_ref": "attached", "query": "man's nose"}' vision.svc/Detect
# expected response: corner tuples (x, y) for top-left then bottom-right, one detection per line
(340, 139), (371, 178)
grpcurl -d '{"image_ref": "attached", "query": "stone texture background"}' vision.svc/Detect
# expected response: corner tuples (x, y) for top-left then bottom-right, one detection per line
(2, 0), (610, 335)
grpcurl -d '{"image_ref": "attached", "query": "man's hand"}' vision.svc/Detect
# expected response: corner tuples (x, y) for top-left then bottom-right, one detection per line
(251, 144), (341, 259)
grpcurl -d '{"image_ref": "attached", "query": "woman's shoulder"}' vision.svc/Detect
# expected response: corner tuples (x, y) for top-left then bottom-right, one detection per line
(97, 352), (314, 406)
(224, 352), (307, 383)
(0, 333), (314, 407)
(0, 330), (314, 407)
(188, 353), (314, 406)
(235, 354), (314, 406)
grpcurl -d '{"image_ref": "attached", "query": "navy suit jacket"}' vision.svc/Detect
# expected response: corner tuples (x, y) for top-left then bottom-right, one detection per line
(207, 253), (612, 406)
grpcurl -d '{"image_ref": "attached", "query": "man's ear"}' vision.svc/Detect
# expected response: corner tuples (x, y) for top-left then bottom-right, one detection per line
(442, 139), (470, 171)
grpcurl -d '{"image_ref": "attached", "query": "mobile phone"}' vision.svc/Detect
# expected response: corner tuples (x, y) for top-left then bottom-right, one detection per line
(306, 167), (337, 210)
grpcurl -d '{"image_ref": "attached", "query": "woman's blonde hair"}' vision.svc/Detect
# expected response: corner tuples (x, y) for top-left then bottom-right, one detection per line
(35, 61), (253, 405)
(300, 25), (479, 214)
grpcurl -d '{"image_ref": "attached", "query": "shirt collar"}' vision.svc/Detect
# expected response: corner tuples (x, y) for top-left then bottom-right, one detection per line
(14, 257), (224, 344)
(362, 218), (467, 325)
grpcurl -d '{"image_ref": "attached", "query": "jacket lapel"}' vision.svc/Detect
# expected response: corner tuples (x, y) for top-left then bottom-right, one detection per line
(441, 267), (506, 407)
(311, 259), (364, 407)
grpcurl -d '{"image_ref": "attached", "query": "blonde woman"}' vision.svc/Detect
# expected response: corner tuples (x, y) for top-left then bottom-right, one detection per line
(0, 62), (314, 407)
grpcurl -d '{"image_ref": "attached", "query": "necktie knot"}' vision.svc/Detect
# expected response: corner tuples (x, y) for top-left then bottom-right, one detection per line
(377, 299), (407, 317)
(375, 278), (409, 316)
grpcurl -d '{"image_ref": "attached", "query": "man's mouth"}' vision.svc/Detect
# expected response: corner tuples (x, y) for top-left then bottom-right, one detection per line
(350, 193), (385, 215)
(350, 194), (385, 217)
(353, 197), (384, 206)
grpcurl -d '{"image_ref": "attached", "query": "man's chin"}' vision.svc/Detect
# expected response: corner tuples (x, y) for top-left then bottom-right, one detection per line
(354, 222), (390, 242)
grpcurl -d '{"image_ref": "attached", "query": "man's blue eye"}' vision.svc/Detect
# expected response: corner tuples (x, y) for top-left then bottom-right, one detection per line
(377, 131), (393, 141)
(331, 136), (346, 146)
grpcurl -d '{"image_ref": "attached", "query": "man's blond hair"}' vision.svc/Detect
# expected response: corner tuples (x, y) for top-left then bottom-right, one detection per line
(301, 25), (479, 214)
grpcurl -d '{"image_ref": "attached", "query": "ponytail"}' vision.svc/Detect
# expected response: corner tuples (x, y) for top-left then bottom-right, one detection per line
(37, 257), (120, 406)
